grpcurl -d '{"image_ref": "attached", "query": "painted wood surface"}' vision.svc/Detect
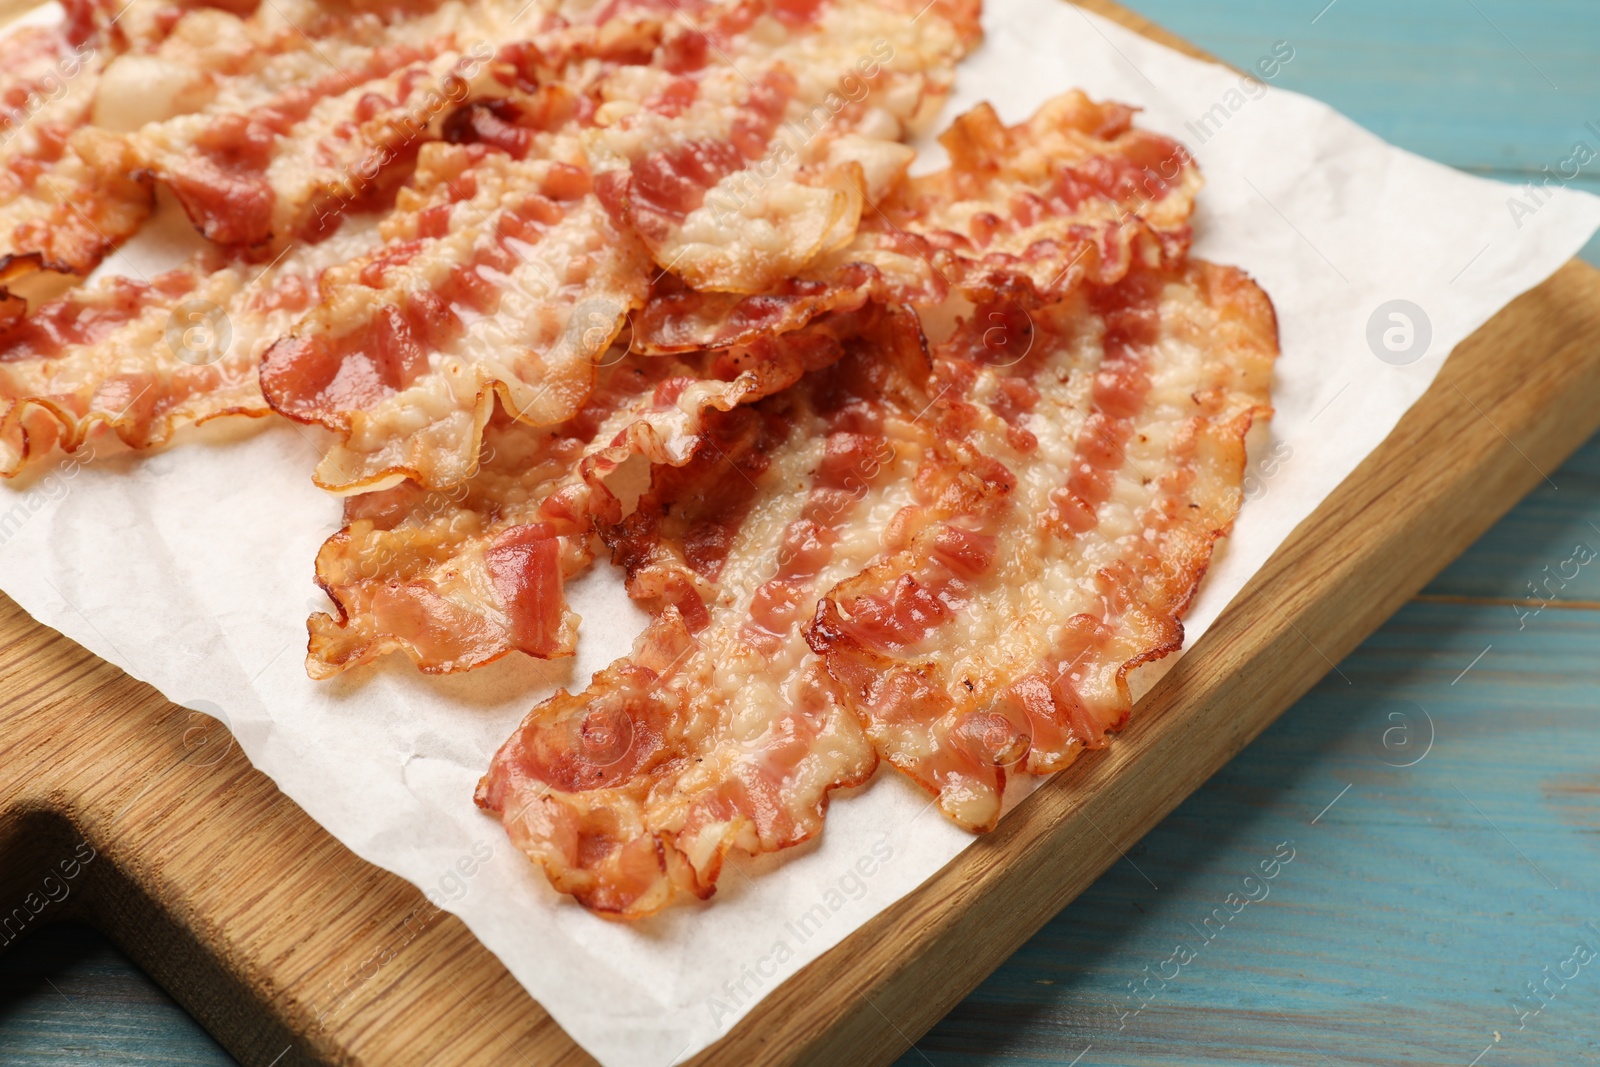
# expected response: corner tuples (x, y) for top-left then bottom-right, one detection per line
(898, 454), (1600, 1066)
(894, 2), (1600, 1064)
(0, 925), (232, 1065)
(1115, 0), (1600, 267)
(1, 2), (1598, 1065)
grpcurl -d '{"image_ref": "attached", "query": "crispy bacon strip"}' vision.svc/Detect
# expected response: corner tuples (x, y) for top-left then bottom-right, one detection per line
(307, 306), (877, 677)
(260, 0), (956, 491)
(260, 140), (653, 491)
(805, 260), (1277, 831)
(0, 219), (382, 475)
(475, 312), (930, 916)
(0, 127), (150, 299)
(630, 91), (1200, 354)
(0, 0), (151, 298)
(880, 90), (1199, 304)
(587, 0), (979, 293)
(119, 0), (495, 248)
(478, 261), (1274, 915)
(629, 238), (931, 356)
(107, 0), (978, 496)
(119, 0), (763, 249)
(310, 405), (606, 678)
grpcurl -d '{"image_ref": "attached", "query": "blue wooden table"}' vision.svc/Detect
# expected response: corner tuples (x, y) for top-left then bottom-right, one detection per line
(3, 2), (1598, 1064)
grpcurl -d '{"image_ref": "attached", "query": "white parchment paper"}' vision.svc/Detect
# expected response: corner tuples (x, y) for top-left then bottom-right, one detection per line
(3, 3), (1598, 1064)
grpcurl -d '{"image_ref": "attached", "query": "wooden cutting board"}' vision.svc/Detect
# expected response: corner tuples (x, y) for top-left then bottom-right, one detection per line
(5, 4), (1600, 1065)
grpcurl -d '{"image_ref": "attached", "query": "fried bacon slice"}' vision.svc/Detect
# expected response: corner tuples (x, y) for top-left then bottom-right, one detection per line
(879, 90), (1199, 304)
(122, 0), (885, 251)
(109, 0), (979, 496)
(805, 260), (1277, 832)
(306, 306), (878, 677)
(0, 0), (152, 302)
(586, 0), (980, 293)
(630, 91), (1201, 354)
(0, 219), (382, 475)
(627, 232), (931, 356)
(0, 0), (1281, 922)
(309, 405), (603, 679)
(476, 262), (1274, 915)
(259, 0), (964, 491)
(475, 312), (931, 916)
(118, 0), (509, 249)
(260, 140), (654, 492)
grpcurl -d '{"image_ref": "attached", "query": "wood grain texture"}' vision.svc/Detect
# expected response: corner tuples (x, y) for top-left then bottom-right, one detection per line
(746, 257), (1600, 1067)
(891, 3), (1600, 1063)
(2, 4), (1600, 1067)
(903, 596), (1600, 1067)
(902, 431), (1600, 1064)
